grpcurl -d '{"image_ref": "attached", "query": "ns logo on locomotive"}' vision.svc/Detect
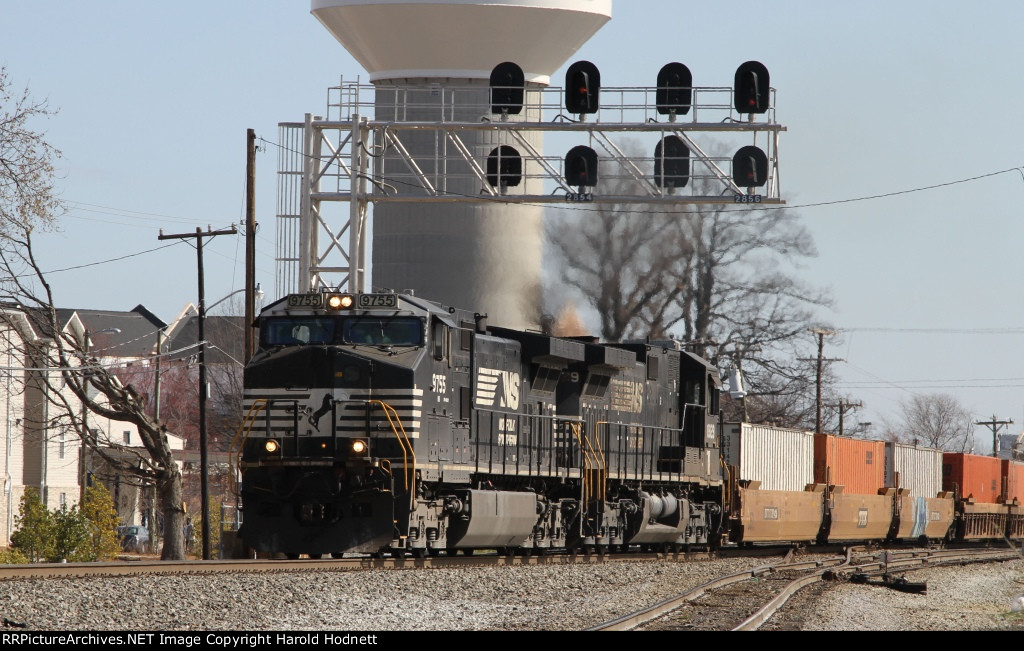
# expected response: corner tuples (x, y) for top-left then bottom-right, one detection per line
(237, 290), (724, 558)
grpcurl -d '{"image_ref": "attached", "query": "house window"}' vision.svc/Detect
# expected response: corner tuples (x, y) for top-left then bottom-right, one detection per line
(60, 493), (67, 508)
(123, 430), (131, 445)
(59, 430), (66, 459)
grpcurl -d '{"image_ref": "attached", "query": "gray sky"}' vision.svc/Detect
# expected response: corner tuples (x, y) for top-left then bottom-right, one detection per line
(4, 1), (1023, 448)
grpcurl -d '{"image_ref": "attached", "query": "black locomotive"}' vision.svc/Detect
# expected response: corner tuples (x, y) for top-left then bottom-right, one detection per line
(237, 290), (725, 557)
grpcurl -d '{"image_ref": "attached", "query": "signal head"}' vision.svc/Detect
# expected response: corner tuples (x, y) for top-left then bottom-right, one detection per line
(565, 61), (601, 115)
(656, 62), (692, 116)
(734, 61), (770, 115)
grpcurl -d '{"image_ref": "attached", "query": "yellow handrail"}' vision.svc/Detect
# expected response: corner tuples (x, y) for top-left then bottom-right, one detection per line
(229, 399), (268, 497)
(590, 422), (608, 502)
(569, 421), (596, 508)
(367, 399), (417, 506)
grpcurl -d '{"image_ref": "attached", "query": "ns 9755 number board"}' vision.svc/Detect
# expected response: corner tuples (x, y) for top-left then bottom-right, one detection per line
(287, 293), (324, 308)
(357, 293), (398, 308)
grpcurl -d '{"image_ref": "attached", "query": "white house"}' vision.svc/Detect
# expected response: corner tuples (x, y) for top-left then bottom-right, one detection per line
(0, 304), (185, 546)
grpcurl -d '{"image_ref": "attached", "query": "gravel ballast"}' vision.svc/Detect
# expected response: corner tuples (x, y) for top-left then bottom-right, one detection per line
(1, 557), (1022, 631)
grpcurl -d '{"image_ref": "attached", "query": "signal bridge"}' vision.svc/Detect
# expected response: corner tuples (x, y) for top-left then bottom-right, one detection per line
(276, 62), (785, 296)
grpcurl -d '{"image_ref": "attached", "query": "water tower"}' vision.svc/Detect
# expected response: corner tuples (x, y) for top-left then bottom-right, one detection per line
(309, 0), (612, 328)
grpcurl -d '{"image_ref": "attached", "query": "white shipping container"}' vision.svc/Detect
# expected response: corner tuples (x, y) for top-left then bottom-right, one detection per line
(885, 442), (943, 498)
(722, 423), (815, 491)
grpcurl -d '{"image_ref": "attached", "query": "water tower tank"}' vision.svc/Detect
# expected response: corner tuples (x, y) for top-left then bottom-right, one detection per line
(310, 0), (612, 328)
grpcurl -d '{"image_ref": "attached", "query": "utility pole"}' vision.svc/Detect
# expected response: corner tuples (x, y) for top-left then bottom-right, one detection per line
(151, 328), (165, 553)
(801, 329), (841, 434)
(245, 129), (257, 364)
(974, 415), (1013, 458)
(826, 398), (864, 436)
(158, 226), (238, 560)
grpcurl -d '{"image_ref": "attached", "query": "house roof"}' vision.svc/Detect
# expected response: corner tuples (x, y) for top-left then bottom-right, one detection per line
(6, 303), (252, 366)
(165, 315), (251, 366)
(57, 306), (167, 358)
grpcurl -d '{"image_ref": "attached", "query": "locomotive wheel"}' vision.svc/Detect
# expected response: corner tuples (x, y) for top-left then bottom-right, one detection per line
(412, 548), (427, 559)
(331, 552), (345, 559)
(428, 548), (441, 557)
(308, 553), (322, 560)
(285, 553), (300, 560)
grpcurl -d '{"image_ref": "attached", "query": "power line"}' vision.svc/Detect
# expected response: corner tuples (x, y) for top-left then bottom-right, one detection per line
(42, 146), (1021, 279)
(841, 326), (1024, 335)
(31, 224), (244, 278)
(257, 134), (1024, 217)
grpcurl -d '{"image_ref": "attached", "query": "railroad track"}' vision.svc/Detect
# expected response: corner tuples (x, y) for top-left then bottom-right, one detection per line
(0, 543), (902, 582)
(0, 547), (758, 581)
(589, 546), (1023, 631)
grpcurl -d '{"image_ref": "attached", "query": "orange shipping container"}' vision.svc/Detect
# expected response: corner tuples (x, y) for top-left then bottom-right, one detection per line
(1003, 460), (1024, 504)
(942, 453), (1002, 504)
(814, 434), (886, 495)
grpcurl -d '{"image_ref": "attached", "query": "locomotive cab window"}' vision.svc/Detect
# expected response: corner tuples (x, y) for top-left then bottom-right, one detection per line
(262, 317), (338, 346)
(343, 317), (423, 347)
(431, 319), (449, 360)
(647, 355), (660, 381)
(459, 320), (473, 351)
(684, 378), (704, 405)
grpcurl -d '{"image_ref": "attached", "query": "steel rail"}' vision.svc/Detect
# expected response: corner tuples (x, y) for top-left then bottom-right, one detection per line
(587, 552), (852, 631)
(590, 546), (1021, 632)
(733, 548), (1023, 631)
(0, 549), (727, 581)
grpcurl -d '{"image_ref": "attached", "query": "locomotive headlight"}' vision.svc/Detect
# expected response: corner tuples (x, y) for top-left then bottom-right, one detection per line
(350, 439), (368, 456)
(327, 294), (354, 310)
(264, 439), (280, 454)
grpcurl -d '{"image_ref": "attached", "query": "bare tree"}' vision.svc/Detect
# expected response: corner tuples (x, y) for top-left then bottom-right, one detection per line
(548, 188), (688, 342)
(896, 393), (975, 452)
(0, 66), (186, 559)
(547, 139), (833, 427)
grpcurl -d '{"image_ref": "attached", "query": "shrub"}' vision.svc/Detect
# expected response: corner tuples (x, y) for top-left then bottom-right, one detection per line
(49, 504), (91, 563)
(0, 548), (29, 564)
(79, 482), (121, 561)
(8, 484), (123, 563)
(10, 489), (54, 562)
